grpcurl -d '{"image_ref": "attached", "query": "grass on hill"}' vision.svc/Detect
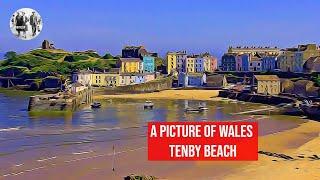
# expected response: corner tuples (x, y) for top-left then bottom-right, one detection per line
(0, 49), (118, 80)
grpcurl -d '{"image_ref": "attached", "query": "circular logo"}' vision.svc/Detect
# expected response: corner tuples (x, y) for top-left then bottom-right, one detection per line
(10, 8), (43, 40)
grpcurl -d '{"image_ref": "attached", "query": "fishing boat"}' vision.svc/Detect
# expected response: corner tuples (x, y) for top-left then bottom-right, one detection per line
(144, 101), (154, 109)
(91, 102), (101, 108)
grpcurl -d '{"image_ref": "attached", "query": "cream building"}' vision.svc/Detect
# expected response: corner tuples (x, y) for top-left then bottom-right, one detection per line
(91, 73), (120, 87)
(254, 75), (281, 95)
(186, 57), (195, 73)
(166, 52), (177, 74)
(228, 46), (280, 56)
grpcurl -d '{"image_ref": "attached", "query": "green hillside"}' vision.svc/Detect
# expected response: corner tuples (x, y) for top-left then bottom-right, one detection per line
(0, 49), (118, 79)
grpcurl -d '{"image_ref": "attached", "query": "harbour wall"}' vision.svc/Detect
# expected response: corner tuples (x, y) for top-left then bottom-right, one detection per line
(28, 88), (93, 111)
(95, 77), (173, 95)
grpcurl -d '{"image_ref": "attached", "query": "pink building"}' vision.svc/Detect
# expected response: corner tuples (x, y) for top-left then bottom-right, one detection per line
(236, 55), (242, 71)
(210, 57), (218, 71)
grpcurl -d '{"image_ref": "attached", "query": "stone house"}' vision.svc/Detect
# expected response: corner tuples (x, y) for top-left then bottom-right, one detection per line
(206, 74), (228, 88)
(254, 75), (281, 95)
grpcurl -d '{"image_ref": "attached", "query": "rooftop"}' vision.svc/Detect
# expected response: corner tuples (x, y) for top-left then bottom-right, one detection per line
(254, 75), (280, 81)
(120, 58), (141, 62)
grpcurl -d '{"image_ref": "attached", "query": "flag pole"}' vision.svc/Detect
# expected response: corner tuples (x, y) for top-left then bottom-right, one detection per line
(112, 145), (115, 172)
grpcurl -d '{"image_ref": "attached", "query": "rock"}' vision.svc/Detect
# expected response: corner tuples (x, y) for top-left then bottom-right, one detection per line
(124, 174), (157, 180)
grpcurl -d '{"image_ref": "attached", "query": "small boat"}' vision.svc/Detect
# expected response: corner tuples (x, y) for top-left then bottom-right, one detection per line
(185, 107), (203, 113)
(91, 102), (101, 108)
(198, 106), (209, 111)
(144, 101), (154, 109)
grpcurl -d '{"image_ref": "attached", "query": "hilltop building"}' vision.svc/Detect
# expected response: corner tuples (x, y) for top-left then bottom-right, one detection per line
(42, 40), (55, 49)
(122, 46), (148, 59)
(228, 46), (280, 56)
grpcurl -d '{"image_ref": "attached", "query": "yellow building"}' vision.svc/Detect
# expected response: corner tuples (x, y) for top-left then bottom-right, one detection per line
(186, 57), (195, 73)
(91, 73), (120, 87)
(204, 57), (211, 72)
(254, 75), (281, 95)
(166, 52), (177, 74)
(120, 58), (142, 73)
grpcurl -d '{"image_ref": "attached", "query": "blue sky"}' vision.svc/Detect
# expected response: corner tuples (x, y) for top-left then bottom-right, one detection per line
(0, 0), (320, 58)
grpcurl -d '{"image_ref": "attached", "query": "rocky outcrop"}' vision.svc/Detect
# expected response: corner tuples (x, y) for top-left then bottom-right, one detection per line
(219, 90), (295, 105)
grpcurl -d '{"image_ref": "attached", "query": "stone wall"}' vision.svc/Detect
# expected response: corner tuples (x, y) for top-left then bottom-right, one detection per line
(114, 77), (172, 93)
(28, 88), (93, 111)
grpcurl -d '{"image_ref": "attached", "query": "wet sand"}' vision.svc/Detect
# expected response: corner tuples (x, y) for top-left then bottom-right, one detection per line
(1, 92), (319, 179)
(1, 120), (318, 180)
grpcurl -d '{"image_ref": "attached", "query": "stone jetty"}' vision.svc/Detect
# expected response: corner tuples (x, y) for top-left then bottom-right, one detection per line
(28, 88), (92, 111)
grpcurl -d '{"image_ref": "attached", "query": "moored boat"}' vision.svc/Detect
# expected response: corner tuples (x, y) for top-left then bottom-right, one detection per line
(144, 101), (154, 109)
(185, 107), (203, 113)
(91, 102), (101, 108)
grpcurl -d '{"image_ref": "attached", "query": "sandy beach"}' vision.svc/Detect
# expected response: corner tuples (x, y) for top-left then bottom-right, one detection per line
(90, 89), (320, 179)
(94, 89), (221, 101)
(1, 90), (319, 179)
(6, 119), (318, 180)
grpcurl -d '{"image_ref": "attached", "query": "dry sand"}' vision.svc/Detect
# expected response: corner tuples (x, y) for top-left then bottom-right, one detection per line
(94, 89), (221, 101)
(225, 120), (320, 180)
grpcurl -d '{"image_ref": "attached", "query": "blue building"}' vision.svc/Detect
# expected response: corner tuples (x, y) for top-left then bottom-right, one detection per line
(178, 73), (206, 87)
(176, 52), (187, 73)
(195, 57), (204, 72)
(142, 56), (155, 73)
(241, 54), (250, 71)
(262, 56), (276, 72)
(134, 74), (145, 84)
(221, 53), (236, 71)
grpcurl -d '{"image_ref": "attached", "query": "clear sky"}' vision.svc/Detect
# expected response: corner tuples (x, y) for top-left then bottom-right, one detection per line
(0, 0), (320, 58)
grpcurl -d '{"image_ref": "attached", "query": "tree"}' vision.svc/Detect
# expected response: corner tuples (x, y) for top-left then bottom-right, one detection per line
(4, 51), (17, 59)
(102, 53), (114, 59)
(313, 74), (320, 86)
(155, 57), (164, 70)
